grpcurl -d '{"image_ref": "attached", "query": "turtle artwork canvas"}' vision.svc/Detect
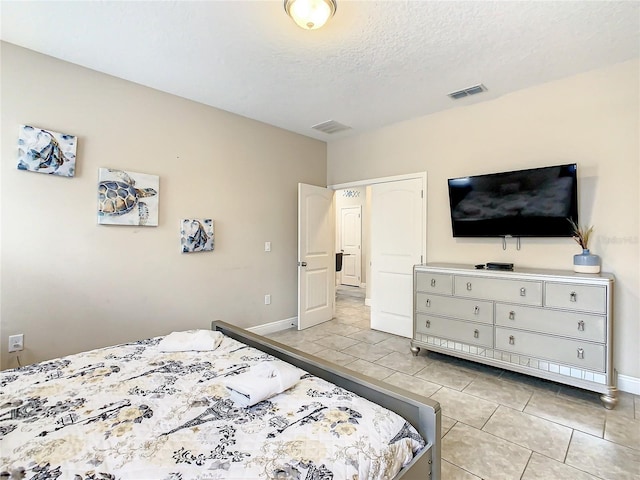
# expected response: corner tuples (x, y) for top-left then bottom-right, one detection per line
(17, 125), (77, 177)
(181, 219), (214, 253)
(97, 168), (159, 226)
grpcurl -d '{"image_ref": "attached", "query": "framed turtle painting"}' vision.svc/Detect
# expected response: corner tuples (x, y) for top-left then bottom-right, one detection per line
(98, 168), (159, 226)
(180, 219), (214, 253)
(17, 125), (77, 177)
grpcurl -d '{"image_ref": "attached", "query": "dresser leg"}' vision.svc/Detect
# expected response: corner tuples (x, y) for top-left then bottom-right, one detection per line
(410, 345), (421, 357)
(600, 387), (618, 410)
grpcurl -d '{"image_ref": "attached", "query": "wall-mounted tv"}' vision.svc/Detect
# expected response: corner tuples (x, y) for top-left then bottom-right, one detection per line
(448, 163), (578, 237)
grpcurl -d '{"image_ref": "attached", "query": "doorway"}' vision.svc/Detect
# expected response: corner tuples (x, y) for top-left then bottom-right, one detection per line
(337, 200), (364, 288)
(331, 173), (426, 338)
(298, 173), (426, 336)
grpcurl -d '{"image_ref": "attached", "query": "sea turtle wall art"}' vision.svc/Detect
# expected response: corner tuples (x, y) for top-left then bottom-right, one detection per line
(98, 168), (159, 226)
(17, 125), (77, 177)
(181, 219), (214, 253)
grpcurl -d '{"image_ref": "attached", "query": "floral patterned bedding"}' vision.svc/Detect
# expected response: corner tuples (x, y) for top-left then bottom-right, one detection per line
(1, 333), (425, 480)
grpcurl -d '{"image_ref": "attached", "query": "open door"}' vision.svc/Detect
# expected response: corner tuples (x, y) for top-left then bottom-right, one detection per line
(298, 183), (335, 330)
(370, 178), (424, 337)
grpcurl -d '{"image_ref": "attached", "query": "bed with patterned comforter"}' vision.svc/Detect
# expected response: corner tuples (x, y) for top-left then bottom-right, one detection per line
(1, 332), (426, 480)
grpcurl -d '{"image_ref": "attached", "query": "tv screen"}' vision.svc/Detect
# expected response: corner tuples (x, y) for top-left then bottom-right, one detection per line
(448, 163), (578, 237)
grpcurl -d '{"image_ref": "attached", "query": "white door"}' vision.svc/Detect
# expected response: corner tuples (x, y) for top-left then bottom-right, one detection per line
(370, 178), (424, 337)
(339, 206), (361, 287)
(298, 183), (335, 330)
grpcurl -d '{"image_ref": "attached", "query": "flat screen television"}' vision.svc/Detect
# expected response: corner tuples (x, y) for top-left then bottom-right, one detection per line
(448, 163), (578, 237)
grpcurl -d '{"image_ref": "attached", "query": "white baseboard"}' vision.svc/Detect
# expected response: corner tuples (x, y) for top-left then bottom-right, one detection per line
(617, 373), (640, 395)
(247, 317), (297, 336)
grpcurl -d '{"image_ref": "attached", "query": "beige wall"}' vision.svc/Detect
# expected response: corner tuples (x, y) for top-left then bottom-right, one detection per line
(327, 60), (640, 382)
(0, 42), (326, 369)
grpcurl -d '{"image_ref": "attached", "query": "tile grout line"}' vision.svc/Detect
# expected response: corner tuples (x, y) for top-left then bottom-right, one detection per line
(518, 451), (534, 480)
(562, 429), (574, 464)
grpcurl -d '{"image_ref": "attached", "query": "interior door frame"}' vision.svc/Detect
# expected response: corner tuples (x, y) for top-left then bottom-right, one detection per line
(329, 172), (428, 303)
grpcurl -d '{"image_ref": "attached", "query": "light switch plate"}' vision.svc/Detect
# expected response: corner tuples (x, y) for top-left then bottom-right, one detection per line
(8, 334), (24, 352)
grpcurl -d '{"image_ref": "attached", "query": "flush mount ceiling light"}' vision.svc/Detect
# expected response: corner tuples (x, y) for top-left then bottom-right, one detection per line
(284, 0), (337, 30)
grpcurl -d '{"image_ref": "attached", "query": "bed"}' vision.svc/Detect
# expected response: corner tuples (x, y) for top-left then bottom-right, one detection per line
(1, 320), (441, 479)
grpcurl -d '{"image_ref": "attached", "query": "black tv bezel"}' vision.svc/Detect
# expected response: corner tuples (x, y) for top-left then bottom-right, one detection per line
(447, 163), (579, 238)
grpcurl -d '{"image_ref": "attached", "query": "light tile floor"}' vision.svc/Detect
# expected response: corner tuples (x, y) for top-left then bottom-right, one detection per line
(267, 289), (640, 480)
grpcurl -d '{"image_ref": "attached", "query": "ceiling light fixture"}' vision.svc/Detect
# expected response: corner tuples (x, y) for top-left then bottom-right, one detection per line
(284, 0), (337, 30)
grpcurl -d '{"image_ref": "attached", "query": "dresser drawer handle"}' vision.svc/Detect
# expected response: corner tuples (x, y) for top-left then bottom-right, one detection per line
(466, 282), (472, 291)
(509, 311), (515, 320)
(425, 299), (431, 307)
(430, 278), (436, 287)
(577, 348), (584, 359)
(474, 306), (480, 315)
(425, 320), (431, 328)
(520, 287), (526, 296)
(570, 291), (577, 302)
(473, 329), (479, 339)
(509, 335), (515, 345)
(578, 320), (585, 331)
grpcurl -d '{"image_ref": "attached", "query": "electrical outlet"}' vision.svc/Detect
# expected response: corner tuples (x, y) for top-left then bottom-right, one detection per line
(8, 334), (24, 353)
(264, 294), (271, 305)
(264, 241), (271, 252)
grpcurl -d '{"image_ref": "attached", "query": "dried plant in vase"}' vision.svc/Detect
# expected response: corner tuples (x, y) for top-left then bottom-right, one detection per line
(568, 219), (600, 273)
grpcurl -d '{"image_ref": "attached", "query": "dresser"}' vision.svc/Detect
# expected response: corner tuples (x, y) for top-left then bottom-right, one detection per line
(411, 263), (617, 408)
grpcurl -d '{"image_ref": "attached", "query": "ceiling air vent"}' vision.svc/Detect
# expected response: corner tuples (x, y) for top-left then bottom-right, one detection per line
(448, 83), (487, 100)
(312, 120), (352, 134)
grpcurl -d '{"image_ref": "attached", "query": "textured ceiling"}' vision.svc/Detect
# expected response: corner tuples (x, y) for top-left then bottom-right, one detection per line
(1, 1), (638, 141)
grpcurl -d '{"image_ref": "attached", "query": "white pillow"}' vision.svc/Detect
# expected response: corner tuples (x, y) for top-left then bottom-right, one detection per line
(157, 329), (224, 352)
